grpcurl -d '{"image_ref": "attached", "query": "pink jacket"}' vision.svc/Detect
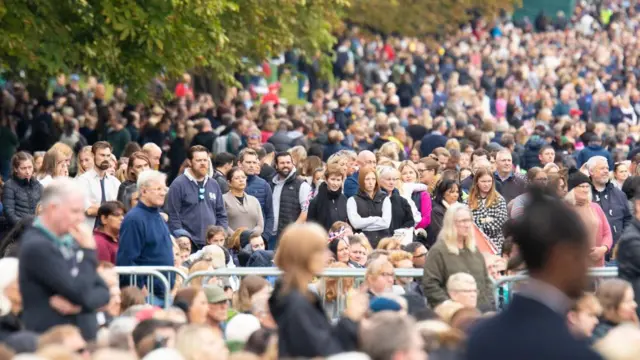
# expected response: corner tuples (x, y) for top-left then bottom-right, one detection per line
(416, 192), (432, 229)
(592, 202), (613, 267)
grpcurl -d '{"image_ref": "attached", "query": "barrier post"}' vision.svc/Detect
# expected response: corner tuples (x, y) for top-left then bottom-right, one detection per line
(115, 267), (172, 309)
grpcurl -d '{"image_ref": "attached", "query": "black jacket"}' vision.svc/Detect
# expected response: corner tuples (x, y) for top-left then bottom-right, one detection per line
(2, 176), (42, 226)
(0, 312), (22, 342)
(19, 226), (110, 340)
(268, 280), (358, 358)
(307, 182), (348, 231)
(388, 189), (415, 232)
(592, 181), (632, 243)
(616, 219), (640, 318)
(425, 201), (446, 248)
(268, 131), (293, 152)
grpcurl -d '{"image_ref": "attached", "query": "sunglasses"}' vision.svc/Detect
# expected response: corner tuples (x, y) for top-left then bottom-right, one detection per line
(199, 187), (205, 201)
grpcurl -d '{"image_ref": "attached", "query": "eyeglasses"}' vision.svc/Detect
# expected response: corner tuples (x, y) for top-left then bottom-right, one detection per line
(414, 252), (427, 258)
(199, 187), (205, 201)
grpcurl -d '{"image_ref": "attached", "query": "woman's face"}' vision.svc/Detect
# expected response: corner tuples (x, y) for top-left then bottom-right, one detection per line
(107, 158), (117, 176)
(250, 236), (265, 251)
(401, 167), (418, 183)
(574, 183), (591, 203)
(369, 264), (395, 294)
(443, 184), (460, 205)
(364, 172), (377, 193)
(189, 290), (209, 324)
(132, 158), (150, 177)
(79, 152), (94, 172)
(338, 159), (348, 177)
(556, 179), (568, 198)
(207, 233), (226, 247)
(55, 158), (69, 177)
(615, 164), (629, 182)
(229, 171), (247, 192)
(455, 209), (473, 237)
(336, 240), (350, 263)
(381, 173), (398, 193)
(326, 174), (343, 192)
(349, 243), (368, 266)
(617, 287), (638, 322)
(477, 174), (494, 194)
(4, 279), (21, 312)
(34, 156), (44, 172)
(395, 259), (413, 285)
(15, 160), (34, 180)
(410, 149), (421, 163)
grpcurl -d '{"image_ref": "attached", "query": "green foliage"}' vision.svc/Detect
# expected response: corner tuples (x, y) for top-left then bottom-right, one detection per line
(0, 0), (347, 100)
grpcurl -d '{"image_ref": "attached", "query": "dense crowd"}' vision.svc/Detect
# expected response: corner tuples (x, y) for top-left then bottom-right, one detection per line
(3, 0), (640, 359)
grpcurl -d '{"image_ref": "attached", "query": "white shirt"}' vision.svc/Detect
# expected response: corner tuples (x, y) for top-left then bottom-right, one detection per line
(77, 168), (121, 228)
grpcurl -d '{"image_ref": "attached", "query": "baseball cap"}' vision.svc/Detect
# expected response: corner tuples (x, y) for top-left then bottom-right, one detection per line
(203, 285), (229, 304)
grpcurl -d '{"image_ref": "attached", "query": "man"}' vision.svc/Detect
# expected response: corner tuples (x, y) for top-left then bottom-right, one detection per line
(106, 113), (131, 158)
(446, 272), (478, 308)
(271, 152), (312, 248)
(38, 325), (91, 356)
(616, 190), (640, 318)
(204, 285), (229, 332)
(420, 118), (448, 157)
(403, 242), (427, 298)
(142, 143), (162, 171)
(466, 190), (601, 360)
(214, 119), (247, 155)
(257, 144), (276, 183)
(577, 133), (614, 169)
(461, 158), (500, 193)
(77, 141), (121, 230)
(538, 145), (556, 168)
(212, 152), (235, 194)
(94, 201), (126, 264)
(116, 170), (174, 306)
(344, 150), (376, 198)
(166, 145), (228, 249)
(588, 156), (631, 247)
(239, 148), (274, 243)
(494, 149), (526, 203)
(268, 121), (294, 152)
(246, 130), (262, 151)
(19, 178), (110, 340)
(432, 147), (450, 171)
(190, 118), (217, 151)
(360, 312), (426, 360)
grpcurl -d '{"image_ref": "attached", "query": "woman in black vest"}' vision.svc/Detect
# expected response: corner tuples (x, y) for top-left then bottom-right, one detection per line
(307, 164), (348, 231)
(346, 168), (392, 248)
(378, 166), (416, 234)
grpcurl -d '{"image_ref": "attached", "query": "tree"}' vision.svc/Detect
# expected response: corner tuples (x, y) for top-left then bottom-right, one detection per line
(0, 0), (347, 100)
(345, 0), (520, 37)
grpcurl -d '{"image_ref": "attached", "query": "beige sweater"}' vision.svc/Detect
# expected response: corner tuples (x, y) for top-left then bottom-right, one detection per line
(223, 192), (264, 235)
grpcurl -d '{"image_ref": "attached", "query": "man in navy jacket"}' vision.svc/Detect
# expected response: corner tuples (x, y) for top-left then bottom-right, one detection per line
(239, 148), (274, 241)
(419, 118), (448, 157)
(466, 189), (602, 360)
(166, 146), (228, 248)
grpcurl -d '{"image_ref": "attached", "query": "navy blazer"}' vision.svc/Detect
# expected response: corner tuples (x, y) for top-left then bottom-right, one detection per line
(465, 295), (603, 360)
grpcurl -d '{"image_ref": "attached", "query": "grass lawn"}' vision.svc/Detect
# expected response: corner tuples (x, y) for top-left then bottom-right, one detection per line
(280, 79), (307, 106)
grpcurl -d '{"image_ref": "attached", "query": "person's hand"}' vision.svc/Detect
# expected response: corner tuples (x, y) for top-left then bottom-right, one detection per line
(590, 246), (607, 261)
(160, 212), (169, 222)
(343, 292), (368, 322)
(50, 295), (81, 315)
(86, 204), (100, 217)
(69, 223), (96, 249)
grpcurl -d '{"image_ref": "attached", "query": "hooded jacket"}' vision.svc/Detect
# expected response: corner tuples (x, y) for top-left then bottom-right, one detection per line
(522, 135), (546, 170)
(576, 144), (614, 169)
(592, 181), (631, 244)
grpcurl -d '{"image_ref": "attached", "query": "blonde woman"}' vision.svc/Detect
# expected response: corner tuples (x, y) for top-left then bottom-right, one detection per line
(422, 203), (493, 309)
(37, 148), (70, 187)
(398, 161), (431, 229)
(364, 257), (396, 297)
(309, 262), (356, 320)
(288, 146), (307, 168)
(76, 146), (94, 177)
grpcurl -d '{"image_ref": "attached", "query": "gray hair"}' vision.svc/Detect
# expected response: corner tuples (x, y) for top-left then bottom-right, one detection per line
(137, 170), (167, 191)
(586, 156), (609, 173)
(142, 142), (162, 154)
(40, 177), (84, 208)
(108, 316), (139, 350)
(446, 272), (477, 292)
(360, 312), (418, 360)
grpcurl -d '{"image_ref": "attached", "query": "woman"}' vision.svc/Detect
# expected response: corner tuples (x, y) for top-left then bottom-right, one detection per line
(592, 279), (638, 341)
(311, 262), (355, 320)
(0, 258), (21, 341)
(117, 152), (151, 211)
(548, 173), (568, 198)
(234, 275), (270, 313)
(399, 161), (431, 229)
(307, 164), (348, 231)
(613, 161), (630, 189)
(76, 146), (94, 177)
(565, 172), (612, 267)
(346, 168), (392, 248)
(364, 257), (396, 297)
(378, 166), (416, 236)
(328, 238), (350, 264)
(269, 223), (367, 358)
(422, 203), (494, 309)
(389, 250), (415, 294)
(2, 152), (42, 227)
(37, 148), (70, 187)
(425, 178), (461, 248)
(223, 167), (264, 235)
(467, 167), (508, 251)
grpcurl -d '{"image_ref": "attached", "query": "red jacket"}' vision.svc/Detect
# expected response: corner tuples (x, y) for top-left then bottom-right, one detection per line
(94, 229), (118, 265)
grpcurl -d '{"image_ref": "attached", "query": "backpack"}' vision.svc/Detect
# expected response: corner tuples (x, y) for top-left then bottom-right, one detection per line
(212, 133), (233, 155)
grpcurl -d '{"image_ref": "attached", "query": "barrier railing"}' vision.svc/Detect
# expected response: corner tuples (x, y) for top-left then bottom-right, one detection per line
(493, 267), (618, 309)
(115, 267), (172, 309)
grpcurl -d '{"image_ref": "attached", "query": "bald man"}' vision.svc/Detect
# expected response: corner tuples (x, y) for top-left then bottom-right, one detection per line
(344, 150), (377, 198)
(142, 143), (162, 171)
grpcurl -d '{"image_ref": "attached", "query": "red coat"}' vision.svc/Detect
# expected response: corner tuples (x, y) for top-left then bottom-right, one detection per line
(94, 229), (118, 265)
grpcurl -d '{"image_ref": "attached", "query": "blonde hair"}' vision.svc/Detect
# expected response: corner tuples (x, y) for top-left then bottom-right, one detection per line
(365, 257), (394, 283)
(564, 188), (593, 205)
(388, 250), (413, 267)
(438, 203), (477, 255)
(0, 258), (18, 316)
(188, 261), (213, 288)
(288, 146), (307, 166)
(376, 237), (402, 251)
(176, 324), (225, 360)
(446, 272), (477, 292)
(324, 262), (354, 302)
(379, 142), (400, 162)
(434, 301), (465, 324)
(76, 146), (93, 176)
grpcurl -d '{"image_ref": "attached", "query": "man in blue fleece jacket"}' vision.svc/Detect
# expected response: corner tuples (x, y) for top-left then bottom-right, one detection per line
(344, 150), (377, 198)
(239, 148), (274, 241)
(166, 146), (228, 248)
(116, 170), (174, 306)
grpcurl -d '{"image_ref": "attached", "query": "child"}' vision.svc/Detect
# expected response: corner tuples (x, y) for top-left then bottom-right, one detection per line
(206, 225), (227, 247)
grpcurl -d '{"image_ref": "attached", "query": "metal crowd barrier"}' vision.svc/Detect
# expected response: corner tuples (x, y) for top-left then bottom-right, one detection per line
(115, 267), (172, 309)
(493, 267), (618, 309)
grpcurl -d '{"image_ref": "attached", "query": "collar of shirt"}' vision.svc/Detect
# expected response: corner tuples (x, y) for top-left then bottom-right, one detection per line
(184, 168), (208, 186)
(495, 171), (515, 182)
(517, 277), (572, 315)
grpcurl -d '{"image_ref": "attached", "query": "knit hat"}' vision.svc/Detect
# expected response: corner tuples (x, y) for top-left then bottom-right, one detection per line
(173, 229), (193, 242)
(568, 172), (591, 192)
(239, 230), (254, 248)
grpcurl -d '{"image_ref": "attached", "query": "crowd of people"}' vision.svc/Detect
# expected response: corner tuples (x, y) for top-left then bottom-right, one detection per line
(2, 0), (640, 359)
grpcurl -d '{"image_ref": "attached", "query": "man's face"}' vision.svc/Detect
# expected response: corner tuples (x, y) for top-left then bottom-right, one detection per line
(496, 153), (513, 174)
(141, 180), (168, 207)
(147, 149), (162, 170)
(208, 301), (229, 323)
(191, 151), (210, 178)
(247, 135), (261, 150)
(349, 243), (367, 266)
(539, 149), (555, 165)
(412, 246), (428, 268)
(569, 309), (599, 337)
(437, 155), (449, 170)
(240, 155), (260, 176)
(276, 155), (294, 178)
(95, 148), (112, 171)
(449, 284), (478, 308)
(590, 160), (610, 186)
(51, 193), (85, 234)
(358, 154), (377, 172)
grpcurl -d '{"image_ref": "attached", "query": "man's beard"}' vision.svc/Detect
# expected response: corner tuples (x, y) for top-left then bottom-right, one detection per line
(98, 161), (110, 171)
(194, 166), (209, 178)
(277, 168), (291, 178)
